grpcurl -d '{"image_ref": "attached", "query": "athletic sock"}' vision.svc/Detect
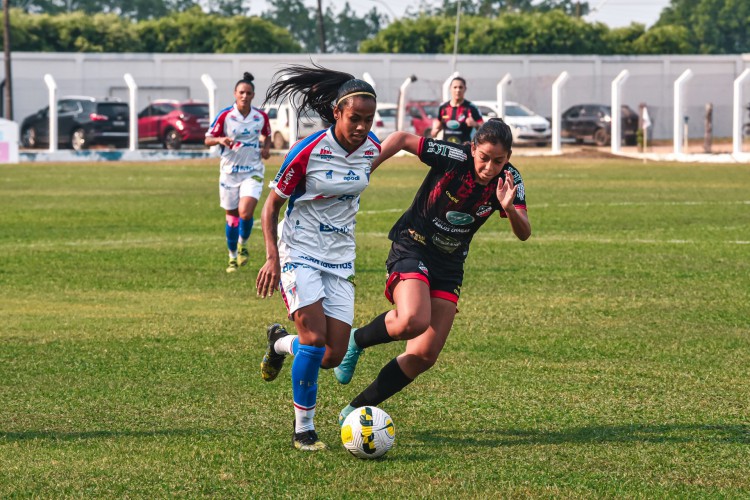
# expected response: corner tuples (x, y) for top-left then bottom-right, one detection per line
(349, 357), (413, 408)
(239, 217), (253, 241)
(353, 311), (393, 349)
(291, 344), (326, 433)
(274, 335), (299, 356)
(225, 217), (239, 254)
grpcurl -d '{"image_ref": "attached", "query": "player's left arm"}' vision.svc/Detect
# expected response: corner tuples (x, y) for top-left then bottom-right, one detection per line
(465, 104), (483, 129)
(370, 131), (421, 172)
(497, 169), (531, 241)
(260, 111), (272, 159)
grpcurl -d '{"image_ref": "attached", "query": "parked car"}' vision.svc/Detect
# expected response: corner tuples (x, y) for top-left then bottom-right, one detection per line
(138, 99), (209, 150)
(263, 103), (326, 149)
(560, 104), (639, 146)
(474, 100), (551, 147)
(405, 100), (440, 137)
(20, 96), (129, 150)
(372, 102), (414, 140)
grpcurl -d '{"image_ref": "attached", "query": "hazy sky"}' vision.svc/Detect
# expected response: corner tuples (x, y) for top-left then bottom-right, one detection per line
(248, 0), (674, 29)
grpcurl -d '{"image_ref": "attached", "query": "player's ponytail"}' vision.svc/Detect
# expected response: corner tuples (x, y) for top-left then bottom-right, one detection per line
(474, 118), (513, 151)
(263, 63), (376, 124)
(235, 72), (255, 91)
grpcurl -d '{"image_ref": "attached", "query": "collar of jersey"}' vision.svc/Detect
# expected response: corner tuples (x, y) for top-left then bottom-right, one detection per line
(328, 125), (370, 158)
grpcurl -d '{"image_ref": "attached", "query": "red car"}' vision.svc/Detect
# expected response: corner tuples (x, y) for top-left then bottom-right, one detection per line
(406, 100), (440, 137)
(137, 99), (210, 150)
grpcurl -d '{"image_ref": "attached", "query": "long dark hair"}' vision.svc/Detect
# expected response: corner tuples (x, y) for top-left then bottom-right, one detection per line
(473, 118), (513, 151)
(263, 63), (376, 124)
(235, 72), (255, 91)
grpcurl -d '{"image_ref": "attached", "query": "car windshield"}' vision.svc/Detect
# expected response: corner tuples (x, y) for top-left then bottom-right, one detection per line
(423, 105), (438, 118)
(97, 103), (129, 118)
(504, 104), (533, 117)
(181, 104), (208, 117)
(378, 108), (397, 119)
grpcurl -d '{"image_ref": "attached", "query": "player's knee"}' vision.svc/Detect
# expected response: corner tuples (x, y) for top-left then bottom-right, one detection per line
(320, 344), (346, 368)
(393, 313), (430, 340)
(412, 352), (439, 373)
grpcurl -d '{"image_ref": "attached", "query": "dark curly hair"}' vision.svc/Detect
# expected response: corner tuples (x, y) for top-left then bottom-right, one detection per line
(473, 118), (513, 151)
(263, 63), (376, 124)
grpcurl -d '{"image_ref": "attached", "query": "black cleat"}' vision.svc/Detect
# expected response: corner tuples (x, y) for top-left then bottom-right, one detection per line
(260, 323), (289, 382)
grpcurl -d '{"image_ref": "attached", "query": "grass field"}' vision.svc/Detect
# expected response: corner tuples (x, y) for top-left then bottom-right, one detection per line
(1, 154), (749, 497)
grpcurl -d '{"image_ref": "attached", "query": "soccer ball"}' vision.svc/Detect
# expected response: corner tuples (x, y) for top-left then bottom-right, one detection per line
(340, 406), (395, 459)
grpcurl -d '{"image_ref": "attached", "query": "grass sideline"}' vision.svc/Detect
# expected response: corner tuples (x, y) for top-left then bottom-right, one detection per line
(1, 156), (749, 497)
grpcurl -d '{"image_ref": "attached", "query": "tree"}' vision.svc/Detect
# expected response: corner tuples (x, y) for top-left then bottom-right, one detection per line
(655, 0), (749, 53)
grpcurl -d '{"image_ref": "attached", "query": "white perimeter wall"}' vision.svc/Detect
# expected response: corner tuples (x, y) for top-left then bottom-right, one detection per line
(5, 52), (750, 140)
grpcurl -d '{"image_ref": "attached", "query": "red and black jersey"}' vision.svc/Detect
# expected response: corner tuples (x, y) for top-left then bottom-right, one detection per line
(437, 99), (484, 144)
(387, 138), (526, 264)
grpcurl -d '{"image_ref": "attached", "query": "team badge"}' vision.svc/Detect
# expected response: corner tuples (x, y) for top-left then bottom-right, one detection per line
(446, 119), (460, 130)
(476, 205), (492, 217)
(446, 211), (474, 225)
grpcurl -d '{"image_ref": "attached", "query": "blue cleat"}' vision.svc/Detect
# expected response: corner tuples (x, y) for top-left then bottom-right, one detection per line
(333, 328), (363, 385)
(338, 404), (356, 427)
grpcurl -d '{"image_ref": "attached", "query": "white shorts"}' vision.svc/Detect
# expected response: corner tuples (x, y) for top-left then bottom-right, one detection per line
(279, 262), (355, 326)
(219, 171), (264, 210)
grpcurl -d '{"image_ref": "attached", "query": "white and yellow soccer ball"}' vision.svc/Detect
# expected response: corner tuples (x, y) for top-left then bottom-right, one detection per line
(340, 406), (395, 459)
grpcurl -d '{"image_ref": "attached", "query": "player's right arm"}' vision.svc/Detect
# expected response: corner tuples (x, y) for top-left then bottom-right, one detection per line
(256, 190), (286, 298)
(370, 131), (422, 172)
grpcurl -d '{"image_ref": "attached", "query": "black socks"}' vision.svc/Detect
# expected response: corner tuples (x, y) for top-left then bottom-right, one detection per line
(350, 357), (413, 408)
(354, 311), (393, 349)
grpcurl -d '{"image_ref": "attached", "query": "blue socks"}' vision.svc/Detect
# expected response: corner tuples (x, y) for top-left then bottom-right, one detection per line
(239, 217), (254, 241)
(291, 344), (326, 433)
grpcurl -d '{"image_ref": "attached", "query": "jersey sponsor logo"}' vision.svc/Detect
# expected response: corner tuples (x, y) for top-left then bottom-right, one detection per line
(408, 229), (426, 245)
(251, 175), (263, 182)
(445, 190), (459, 203)
(446, 211), (474, 225)
(319, 222), (350, 234)
(418, 261), (429, 276)
(432, 217), (471, 234)
(318, 148), (334, 161)
(446, 119), (461, 130)
(431, 233), (461, 253)
(517, 182), (525, 201)
(364, 148), (376, 157)
(476, 205), (492, 217)
(280, 167), (295, 188)
(346, 274), (356, 285)
(326, 169), (333, 179)
(344, 169), (360, 181)
(285, 281), (297, 298)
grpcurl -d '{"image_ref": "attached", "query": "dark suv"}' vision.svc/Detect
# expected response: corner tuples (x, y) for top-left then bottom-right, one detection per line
(137, 99), (210, 150)
(20, 96), (129, 150)
(560, 104), (639, 146)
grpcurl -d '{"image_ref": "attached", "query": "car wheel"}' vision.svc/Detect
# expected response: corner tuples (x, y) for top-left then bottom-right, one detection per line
(273, 132), (287, 150)
(164, 129), (182, 150)
(71, 128), (87, 151)
(22, 127), (37, 148)
(593, 128), (610, 147)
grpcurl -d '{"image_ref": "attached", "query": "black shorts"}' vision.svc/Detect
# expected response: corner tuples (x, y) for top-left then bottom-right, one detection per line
(384, 240), (464, 304)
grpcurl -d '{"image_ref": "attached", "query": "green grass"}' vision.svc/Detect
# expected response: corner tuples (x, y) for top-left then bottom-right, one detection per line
(1, 155), (749, 497)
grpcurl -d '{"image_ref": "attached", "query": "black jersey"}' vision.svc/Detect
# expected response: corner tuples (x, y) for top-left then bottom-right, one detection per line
(388, 138), (526, 264)
(437, 100), (484, 144)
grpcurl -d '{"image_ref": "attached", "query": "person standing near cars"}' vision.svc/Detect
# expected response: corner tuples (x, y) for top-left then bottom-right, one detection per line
(432, 76), (483, 144)
(205, 72), (272, 273)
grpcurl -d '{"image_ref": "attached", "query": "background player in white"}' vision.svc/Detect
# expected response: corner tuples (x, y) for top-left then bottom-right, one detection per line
(205, 72), (271, 273)
(255, 64), (380, 452)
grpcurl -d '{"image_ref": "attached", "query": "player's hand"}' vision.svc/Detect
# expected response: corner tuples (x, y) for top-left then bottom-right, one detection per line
(261, 148), (271, 160)
(256, 258), (281, 298)
(217, 137), (233, 148)
(465, 114), (478, 128)
(496, 170), (517, 211)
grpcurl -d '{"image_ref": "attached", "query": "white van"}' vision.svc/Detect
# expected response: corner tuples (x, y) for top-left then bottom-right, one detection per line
(473, 100), (551, 147)
(263, 103), (327, 149)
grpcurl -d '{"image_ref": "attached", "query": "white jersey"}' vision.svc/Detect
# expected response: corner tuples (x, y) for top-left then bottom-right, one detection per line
(270, 127), (381, 275)
(206, 104), (271, 175)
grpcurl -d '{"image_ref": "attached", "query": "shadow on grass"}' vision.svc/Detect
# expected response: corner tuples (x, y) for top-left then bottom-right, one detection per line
(414, 423), (750, 448)
(0, 428), (233, 442)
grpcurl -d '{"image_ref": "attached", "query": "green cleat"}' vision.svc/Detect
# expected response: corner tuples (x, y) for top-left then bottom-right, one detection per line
(260, 324), (289, 382)
(338, 404), (356, 427)
(226, 258), (239, 273)
(333, 328), (363, 385)
(238, 244), (249, 266)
